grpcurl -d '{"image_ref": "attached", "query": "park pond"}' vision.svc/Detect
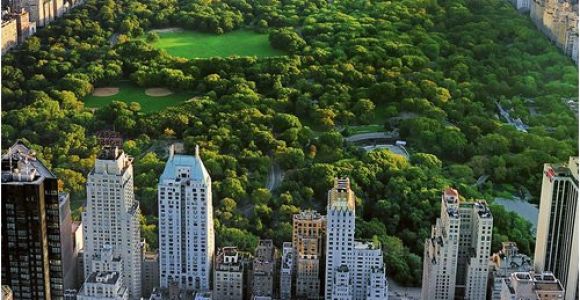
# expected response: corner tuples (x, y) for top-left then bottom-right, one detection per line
(493, 197), (539, 233)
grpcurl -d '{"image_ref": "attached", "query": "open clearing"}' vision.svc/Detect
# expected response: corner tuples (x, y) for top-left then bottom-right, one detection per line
(148, 29), (285, 59)
(145, 88), (173, 96)
(93, 87), (120, 97)
(85, 82), (195, 113)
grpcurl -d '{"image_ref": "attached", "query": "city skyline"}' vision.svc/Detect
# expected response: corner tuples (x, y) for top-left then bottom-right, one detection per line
(1, 0), (578, 295)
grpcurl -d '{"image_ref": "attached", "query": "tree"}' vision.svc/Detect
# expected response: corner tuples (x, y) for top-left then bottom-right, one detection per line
(269, 28), (306, 53)
(275, 147), (305, 170)
(146, 32), (160, 43)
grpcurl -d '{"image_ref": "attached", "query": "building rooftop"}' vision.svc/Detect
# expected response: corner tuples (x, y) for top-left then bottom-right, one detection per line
(2, 141), (56, 184)
(160, 145), (210, 183)
(354, 240), (381, 250)
(508, 271), (564, 294)
(327, 177), (355, 211)
(293, 210), (324, 221)
(86, 271), (121, 285)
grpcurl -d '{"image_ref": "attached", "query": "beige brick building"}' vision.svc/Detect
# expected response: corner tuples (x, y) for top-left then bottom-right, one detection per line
(293, 210), (325, 299)
(1, 18), (18, 54)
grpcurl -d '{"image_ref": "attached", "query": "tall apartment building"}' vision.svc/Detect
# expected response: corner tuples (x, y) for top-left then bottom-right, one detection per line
(366, 266), (388, 300)
(293, 210), (326, 299)
(83, 146), (142, 299)
(534, 157), (578, 300)
(158, 145), (214, 292)
(488, 242), (533, 300)
(324, 177), (356, 300)
(214, 247), (245, 300)
(1, 141), (68, 299)
(280, 242), (293, 300)
(252, 240), (277, 298)
(352, 241), (386, 300)
(421, 188), (493, 300)
(499, 271), (564, 300)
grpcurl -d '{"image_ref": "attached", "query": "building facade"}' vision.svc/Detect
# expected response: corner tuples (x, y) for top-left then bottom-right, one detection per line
(142, 251), (160, 298)
(214, 247), (245, 300)
(365, 266), (388, 300)
(324, 177), (356, 300)
(421, 188), (493, 300)
(352, 241), (385, 300)
(293, 210), (325, 299)
(82, 146), (142, 299)
(252, 240), (276, 298)
(534, 157), (578, 300)
(499, 271), (564, 300)
(1, 141), (67, 299)
(158, 145), (214, 292)
(1, 18), (18, 54)
(280, 242), (293, 300)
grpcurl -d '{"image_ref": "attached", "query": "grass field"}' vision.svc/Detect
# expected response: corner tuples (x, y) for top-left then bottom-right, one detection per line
(149, 29), (285, 59)
(84, 82), (196, 113)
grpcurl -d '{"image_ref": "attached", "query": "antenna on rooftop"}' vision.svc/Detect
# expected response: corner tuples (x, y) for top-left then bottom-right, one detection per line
(195, 145), (200, 157)
(96, 130), (123, 148)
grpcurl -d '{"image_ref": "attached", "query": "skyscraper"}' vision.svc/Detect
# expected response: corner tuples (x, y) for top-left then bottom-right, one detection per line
(293, 210), (325, 299)
(534, 156), (578, 300)
(324, 177), (356, 300)
(82, 146), (142, 299)
(421, 188), (493, 300)
(158, 145), (214, 292)
(1, 141), (67, 299)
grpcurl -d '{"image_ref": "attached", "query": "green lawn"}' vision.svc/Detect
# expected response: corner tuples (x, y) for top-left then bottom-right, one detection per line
(149, 29), (285, 59)
(346, 124), (384, 135)
(84, 82), (196, 113)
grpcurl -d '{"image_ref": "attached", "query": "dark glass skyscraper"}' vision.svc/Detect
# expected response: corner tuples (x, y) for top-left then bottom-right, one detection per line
(1, 141), (65, 299)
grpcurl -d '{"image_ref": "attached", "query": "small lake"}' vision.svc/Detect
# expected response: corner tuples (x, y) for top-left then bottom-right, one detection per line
(494, 197), (539, 233)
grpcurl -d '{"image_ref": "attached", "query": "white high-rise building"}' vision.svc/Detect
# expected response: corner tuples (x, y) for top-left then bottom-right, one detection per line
(353, 241), (385, 300)
(324, 177), (356, 300)
(83, 146), (142, 299)
(534, 157), (578, 300)
(158, 145), (214, 292)
(421, 188), (493, 300)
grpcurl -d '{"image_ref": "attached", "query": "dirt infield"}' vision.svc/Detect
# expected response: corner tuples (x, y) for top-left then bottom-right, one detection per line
(145, 88), (173, 97)
(92, 87), (120, 97)
(150, 28), (183, 34)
